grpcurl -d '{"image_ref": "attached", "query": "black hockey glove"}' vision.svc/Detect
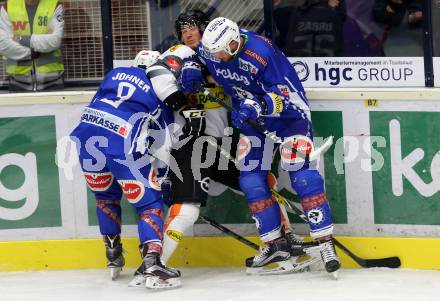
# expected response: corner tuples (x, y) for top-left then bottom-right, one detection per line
(180, 104), (206, 138)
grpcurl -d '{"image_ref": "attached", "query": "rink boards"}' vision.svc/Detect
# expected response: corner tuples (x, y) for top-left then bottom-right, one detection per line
(1, 89), (440, 271)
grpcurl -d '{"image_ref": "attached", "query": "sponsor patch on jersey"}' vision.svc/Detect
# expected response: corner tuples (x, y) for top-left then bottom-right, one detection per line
(238, 58), (258, 75)
(236, 135), (252, 161)
(277, 84), (290, 96)
(118, 180), (145, 204)
(244, 49), (267, 66)
(81, 107), (132, 138)
(280, 135), (314, 164)
(148, 168), (162, 191)
(166, 230), (183, 242)
(84, 172), (114, 191)
(267, 92), (284, 114)
(189, 86), (225, 109)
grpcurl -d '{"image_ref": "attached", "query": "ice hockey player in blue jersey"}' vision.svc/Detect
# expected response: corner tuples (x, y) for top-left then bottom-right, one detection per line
(179, 17), (340, 277)
(70, 50), (181, 289)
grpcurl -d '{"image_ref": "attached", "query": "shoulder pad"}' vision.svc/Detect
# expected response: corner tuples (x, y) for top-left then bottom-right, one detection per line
(160, 44), (196, 61)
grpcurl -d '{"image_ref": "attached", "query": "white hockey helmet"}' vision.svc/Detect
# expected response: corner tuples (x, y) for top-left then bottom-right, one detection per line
(202, 17), (241, 56)
(133, 50), (161, 69)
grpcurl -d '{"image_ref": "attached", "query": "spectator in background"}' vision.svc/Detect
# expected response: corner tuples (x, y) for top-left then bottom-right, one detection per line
(343, 0), (386, 56)
(274, 0), (346, 57)
(0, 0), (64, 92)
(372, 0), (423, 56)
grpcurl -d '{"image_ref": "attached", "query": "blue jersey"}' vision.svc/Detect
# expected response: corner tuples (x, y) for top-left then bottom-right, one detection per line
(197, 30), (311, 134)
(71, 67), (173, 155)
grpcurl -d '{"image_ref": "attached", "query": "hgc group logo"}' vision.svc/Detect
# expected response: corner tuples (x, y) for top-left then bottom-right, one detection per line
(291, 60), (310, 82)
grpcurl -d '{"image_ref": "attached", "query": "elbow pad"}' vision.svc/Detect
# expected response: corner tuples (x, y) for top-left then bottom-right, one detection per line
(163, 91), (188, 111)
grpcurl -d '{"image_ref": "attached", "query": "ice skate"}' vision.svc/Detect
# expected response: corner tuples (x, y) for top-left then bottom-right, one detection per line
(319, 238), (341, 279)
(128, 264), (145, 287)
(284, 232), (321, 256)
(279, 232), (322, 272)
(140, 244), (181, 289)
(103, 234), (125, 280)
(246, 237), (302, 275)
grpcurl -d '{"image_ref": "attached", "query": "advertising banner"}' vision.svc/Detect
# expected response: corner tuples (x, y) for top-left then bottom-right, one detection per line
(289, 57), (425, 87)
(1, 92), (440, 241)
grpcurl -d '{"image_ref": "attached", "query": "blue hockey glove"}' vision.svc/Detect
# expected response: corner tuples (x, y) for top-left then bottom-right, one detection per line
(178, 61), (205, 94)
(231, 99), (262, 130)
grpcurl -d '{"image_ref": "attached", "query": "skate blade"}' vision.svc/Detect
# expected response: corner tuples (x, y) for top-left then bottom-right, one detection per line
(303, 245), (324, 256)
(128, 275), (146, 287)
(145, 276), (181, 289)
(110, 267), (122, 280)
(330, 270), (338, 280)
(246, 259), (308, 276)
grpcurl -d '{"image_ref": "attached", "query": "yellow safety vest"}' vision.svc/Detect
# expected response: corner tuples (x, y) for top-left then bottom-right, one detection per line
(6, 0), (64, 75)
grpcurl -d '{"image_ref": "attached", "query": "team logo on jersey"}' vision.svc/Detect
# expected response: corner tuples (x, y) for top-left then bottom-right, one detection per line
(307, 209), (324, 224)
(164, 56), (183, 73)
(236, 135), (252, 161)
(280, 135), (314, 164)
(148, 168), (162, 191)
(244, 49), (267, 66)
(215, 67), (250, 86)
(118, 180), (145, 204)
(238, 58), (258, 75)
(291, 61), (310, 82)
(84, 172), (114, 191)
(166, 230), (183, 242)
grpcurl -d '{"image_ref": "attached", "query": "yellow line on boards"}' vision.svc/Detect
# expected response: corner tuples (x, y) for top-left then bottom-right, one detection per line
(0, 236), (439, 271)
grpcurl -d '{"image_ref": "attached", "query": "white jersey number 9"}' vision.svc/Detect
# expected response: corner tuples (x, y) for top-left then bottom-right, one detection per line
(99, 82), (137, 109)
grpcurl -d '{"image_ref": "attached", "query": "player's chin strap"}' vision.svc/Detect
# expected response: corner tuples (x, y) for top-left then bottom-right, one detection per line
(202, 88), (401, 269)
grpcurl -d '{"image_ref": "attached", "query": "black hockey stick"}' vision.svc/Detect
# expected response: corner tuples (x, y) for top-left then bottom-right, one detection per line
(202, 89), (401, 269)
(271, 189), (401, 269)
(199, 214), (260, 250)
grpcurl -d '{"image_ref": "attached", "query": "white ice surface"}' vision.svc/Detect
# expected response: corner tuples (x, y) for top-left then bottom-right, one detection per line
(1, 268), (440, 301)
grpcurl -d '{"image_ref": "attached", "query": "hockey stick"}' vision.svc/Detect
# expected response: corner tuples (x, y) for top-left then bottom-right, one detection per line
(271, 189), (401, 269)
(199, 214), (260, 250)
(202, 90), (401, 269)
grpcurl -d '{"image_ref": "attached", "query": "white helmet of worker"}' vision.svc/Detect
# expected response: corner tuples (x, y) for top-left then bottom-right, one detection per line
(202, 17), (241, 56)
(133, 50), (161, 69)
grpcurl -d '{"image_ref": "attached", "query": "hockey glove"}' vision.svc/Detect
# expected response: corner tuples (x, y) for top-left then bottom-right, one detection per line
(178, 61), (205, 94)
(231, 98), (262, 130)
(181, 105), (206, 138)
